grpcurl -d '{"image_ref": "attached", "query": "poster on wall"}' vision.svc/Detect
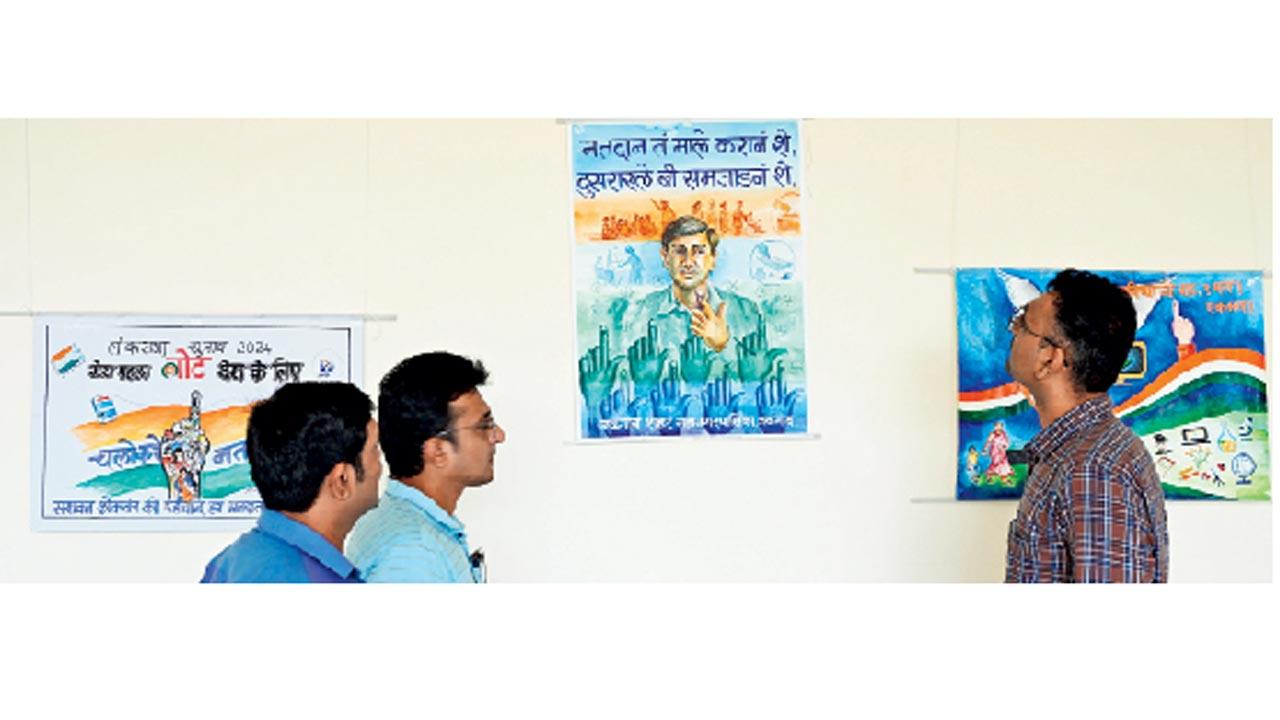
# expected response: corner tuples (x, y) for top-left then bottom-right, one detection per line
(956, 268), (1268, 501)
(570, 120), (810, 440)
(32, 315), (363, 531)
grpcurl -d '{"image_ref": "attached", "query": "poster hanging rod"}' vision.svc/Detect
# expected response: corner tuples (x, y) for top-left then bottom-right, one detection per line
(909, 497), (1017, 504)
(0, 310), (397, 321)
(914, 266), (1272, 278)
(909, 496), (1272, 505)
(565, 432), (823, 446)
(555, 117), (817, 124)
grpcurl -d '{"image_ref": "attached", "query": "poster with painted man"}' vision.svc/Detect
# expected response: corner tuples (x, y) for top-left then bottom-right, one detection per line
(571, 120), (810, 440)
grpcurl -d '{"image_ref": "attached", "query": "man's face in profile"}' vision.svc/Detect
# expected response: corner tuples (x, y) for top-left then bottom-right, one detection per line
(661, 233), (716, 291)
(443, 389), (504, 488)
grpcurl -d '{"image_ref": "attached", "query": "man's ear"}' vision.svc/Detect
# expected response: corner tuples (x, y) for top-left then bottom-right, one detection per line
(422, 436), (451, 470)
(323, 463), (355, 501)
(1035, 345), (1068, 381)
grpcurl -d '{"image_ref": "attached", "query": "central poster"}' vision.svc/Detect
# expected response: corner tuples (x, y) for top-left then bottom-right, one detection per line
(570, 120), (809, 440)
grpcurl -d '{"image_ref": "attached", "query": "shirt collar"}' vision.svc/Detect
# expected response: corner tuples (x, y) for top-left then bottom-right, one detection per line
(1024, 394), (1114, 463)
(656, 284), (723, 315)
(256, 509), (359, 580)
(384, 479), (467, 540)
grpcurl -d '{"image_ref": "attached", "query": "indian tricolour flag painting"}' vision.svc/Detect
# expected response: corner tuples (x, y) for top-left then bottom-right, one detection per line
(956, 268), (1269, 501)
(32, 314), (364, 531)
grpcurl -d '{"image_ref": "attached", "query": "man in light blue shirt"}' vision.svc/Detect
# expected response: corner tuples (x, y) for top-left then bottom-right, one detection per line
(203, 382), (382, 583)
(347, 352), (505, 582)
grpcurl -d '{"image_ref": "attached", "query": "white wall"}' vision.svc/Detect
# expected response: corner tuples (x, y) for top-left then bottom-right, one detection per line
(0, 119), (1270, 582)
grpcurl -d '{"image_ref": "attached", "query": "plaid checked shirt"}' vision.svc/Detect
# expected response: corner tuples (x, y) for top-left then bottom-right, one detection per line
(1005, 395), (1169, 583)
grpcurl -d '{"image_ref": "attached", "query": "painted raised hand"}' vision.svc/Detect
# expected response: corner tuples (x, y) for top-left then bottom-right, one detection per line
(578, 325), (623, 437)
(678, 334), (716, 388)
(755, 360), (801, 434)
(702, 366), (745, 435)
(627, 319), (670, 396)
(1171, 299), (1196, 345)
(598, 385), (645, 438)
(1171, 299), (1198, 360)
(690, 295), (729, 352)
(649, 360), (693, 435)
(736, 314), (786, 385)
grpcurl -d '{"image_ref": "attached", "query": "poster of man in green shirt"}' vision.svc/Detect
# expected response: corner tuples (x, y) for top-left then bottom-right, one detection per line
(571, 121), (810, 439)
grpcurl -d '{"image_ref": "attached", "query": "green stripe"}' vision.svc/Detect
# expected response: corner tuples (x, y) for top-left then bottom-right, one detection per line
(1124, 372), (1267, 437)
(76, 463), (254, 499)
(1122, 371), (1265, 417)
(1161, 483), (1226, 500)
(959, 399), (1031, 423)
(1129, 398), (1268, 438)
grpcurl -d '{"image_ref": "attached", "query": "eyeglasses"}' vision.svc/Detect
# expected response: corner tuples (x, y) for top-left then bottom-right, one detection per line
(1008, 306), (1071, 360)
(435, 418), (502, 440)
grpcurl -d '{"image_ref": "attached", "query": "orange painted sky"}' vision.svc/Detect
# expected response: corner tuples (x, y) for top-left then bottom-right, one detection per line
(573, 188), (801, 243)
(73, 404), (251, 450)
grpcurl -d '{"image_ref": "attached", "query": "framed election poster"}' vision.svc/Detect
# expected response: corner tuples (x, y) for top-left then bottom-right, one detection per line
(32, 314), (364, 531)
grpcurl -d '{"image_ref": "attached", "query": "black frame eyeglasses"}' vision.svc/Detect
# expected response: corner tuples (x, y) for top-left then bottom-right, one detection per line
(1007, 306), (1071, 364)
(434, 418), (502, 440)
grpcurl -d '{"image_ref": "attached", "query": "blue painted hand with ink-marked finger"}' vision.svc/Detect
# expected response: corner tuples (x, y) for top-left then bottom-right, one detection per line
(598, 385), (645, 438)
(650, 360), (693, 435)
(736, 314), (786, 385)
(578, 325), (624, 437)
(679, 334), (715, 389)
(702, 367), (744, 435)
(627, 319), (669, 397)
(755, 360), (801, 434)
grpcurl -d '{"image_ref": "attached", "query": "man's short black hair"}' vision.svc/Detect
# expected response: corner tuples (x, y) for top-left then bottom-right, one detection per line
(246, 381), (373, 512)
(661, 215), (719, 254)
(378, 352), (489, 478)
(1047, 268), (1137, 393)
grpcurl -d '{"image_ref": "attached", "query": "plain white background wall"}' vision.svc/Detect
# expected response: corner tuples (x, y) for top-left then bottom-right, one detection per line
(0, 119), (1270, 582)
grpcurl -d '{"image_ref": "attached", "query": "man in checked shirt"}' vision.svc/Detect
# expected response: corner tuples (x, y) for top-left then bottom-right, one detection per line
(1004, 269), (1169, 582)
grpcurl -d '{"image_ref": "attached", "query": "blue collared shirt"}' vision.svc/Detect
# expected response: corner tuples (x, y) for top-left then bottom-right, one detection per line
(345, 480), (482, 583)
(201, 509), (362, 583)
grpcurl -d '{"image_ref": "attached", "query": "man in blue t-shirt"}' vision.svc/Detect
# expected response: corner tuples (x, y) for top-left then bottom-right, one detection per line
(202, 382), (382, 583)
(346, 352), (505, 582)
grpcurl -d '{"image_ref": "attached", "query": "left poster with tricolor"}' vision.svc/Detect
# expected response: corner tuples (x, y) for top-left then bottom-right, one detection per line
(32, 315), (364, 531)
